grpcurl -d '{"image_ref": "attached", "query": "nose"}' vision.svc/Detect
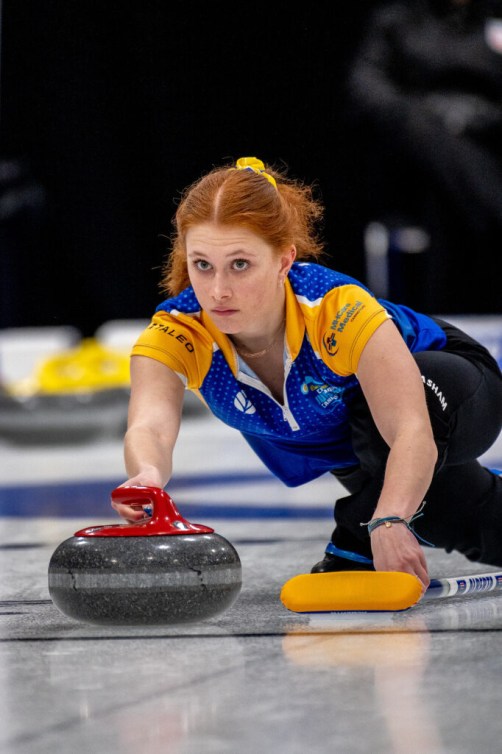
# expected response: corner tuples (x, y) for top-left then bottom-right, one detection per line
(211, 271), (232, 301)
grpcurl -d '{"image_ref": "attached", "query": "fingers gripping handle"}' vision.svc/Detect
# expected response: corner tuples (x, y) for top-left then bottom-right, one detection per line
(111, 485), (185, 522)
(75, 486), (214, 537)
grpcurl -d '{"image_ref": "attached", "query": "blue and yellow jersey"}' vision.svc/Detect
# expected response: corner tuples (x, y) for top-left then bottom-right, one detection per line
(132, 262), (447, 486)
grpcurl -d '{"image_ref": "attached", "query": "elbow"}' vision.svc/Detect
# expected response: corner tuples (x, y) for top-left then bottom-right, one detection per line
(417, 422), (439, 477)
(428, 436), (439, 470)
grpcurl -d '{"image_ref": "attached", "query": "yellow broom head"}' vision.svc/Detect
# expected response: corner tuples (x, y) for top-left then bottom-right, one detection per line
(280, 571), (423, 613)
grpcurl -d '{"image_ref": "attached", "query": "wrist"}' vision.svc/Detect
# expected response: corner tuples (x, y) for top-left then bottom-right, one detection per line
(367, 516), (409, 535)
(361, 501), (435, 546)
(126, 466), (165, 489)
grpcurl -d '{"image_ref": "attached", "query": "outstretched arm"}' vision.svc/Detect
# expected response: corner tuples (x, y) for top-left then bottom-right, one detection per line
(111, 355), (185, 522)
(356, 320), (438, 591)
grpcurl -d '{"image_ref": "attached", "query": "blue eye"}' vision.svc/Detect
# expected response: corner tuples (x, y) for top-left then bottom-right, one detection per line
(233, 259), (249, 270)
(195, 260), (211, 271)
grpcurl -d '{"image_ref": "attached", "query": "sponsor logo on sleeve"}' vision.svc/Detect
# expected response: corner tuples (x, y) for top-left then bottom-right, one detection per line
(323, 300), (364, 356)
(148, 322), (194, 352)
(323, 331), (339, 356)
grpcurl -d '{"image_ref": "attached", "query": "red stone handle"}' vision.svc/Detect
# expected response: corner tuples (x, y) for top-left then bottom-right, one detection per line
(74, 486), (214, 537)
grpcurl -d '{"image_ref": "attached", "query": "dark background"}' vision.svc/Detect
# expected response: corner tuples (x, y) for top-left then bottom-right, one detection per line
(0, 0), (389, 334)
(1, 0), (498, 336)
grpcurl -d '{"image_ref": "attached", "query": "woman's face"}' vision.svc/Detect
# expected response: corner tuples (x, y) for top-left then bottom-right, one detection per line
(186, 223), (295, 336)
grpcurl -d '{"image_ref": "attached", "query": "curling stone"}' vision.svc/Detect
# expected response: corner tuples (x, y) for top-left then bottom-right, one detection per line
(0, 338), (131, 444)
(0, 388), (128, 444)
(48, 486), (242, 626)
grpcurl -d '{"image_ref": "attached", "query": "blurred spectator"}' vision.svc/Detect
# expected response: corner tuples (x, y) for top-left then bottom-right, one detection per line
(344, 0), (502, 313)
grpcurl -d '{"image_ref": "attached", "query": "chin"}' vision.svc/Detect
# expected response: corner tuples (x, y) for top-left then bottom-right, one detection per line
(209, 315), (242, 334)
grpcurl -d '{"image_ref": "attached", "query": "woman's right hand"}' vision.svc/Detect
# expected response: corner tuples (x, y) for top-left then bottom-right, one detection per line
(111, 473), (164, 523)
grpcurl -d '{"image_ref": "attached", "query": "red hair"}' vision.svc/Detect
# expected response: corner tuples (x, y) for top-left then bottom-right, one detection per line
(160, 159), (326, 296)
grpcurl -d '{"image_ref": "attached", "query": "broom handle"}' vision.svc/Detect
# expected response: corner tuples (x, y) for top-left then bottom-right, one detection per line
(425, 571), (502, 600)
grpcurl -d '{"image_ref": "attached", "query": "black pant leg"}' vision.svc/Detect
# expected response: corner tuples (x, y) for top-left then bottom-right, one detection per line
(413, 462), (502, 566)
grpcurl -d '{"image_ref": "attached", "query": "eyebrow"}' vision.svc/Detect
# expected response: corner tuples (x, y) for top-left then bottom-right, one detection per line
(186, 248), (256, 258)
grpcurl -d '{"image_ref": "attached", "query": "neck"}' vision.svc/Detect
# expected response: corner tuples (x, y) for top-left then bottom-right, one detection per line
(231, 315), (286, 360)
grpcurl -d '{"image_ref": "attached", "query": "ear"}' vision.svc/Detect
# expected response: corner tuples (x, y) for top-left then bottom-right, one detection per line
(279, 245), (296, 280)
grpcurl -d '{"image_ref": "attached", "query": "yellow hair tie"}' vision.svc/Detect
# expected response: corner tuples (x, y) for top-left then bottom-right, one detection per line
(232, 156), (277, 189)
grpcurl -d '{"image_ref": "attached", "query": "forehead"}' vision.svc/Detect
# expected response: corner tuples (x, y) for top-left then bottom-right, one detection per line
(186, 223), (270, 253)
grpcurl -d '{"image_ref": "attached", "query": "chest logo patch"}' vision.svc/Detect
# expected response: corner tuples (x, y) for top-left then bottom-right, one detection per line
(301, 376), (341, 409)
(234, 390), (256, 414)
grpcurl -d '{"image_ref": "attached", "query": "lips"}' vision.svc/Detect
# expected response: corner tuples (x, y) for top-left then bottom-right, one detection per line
(211, 308), (238, 316)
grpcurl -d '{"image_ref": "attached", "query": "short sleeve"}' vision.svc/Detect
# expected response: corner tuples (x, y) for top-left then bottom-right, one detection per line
(312, 284), (390, 375)
(131, 311), (207, 388)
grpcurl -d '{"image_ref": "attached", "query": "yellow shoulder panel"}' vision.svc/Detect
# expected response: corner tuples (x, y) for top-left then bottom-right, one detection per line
(131, 311), (213, 390)
(303, 284), (390, 376)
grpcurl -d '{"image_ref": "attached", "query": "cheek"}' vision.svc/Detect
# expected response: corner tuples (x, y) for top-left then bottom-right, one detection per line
(255, 267), (280, 290)
(188, 271), (207, 297)
(243, 275), (276, 303)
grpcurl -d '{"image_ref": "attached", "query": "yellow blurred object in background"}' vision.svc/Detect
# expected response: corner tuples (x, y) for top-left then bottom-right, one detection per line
(35, 338), (130, 394)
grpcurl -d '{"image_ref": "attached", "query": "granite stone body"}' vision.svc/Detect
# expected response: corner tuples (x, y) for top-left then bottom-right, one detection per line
(48, 533), (242, 625)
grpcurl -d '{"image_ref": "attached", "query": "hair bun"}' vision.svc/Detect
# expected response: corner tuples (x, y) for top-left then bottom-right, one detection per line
(233, 156), (277, 189)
